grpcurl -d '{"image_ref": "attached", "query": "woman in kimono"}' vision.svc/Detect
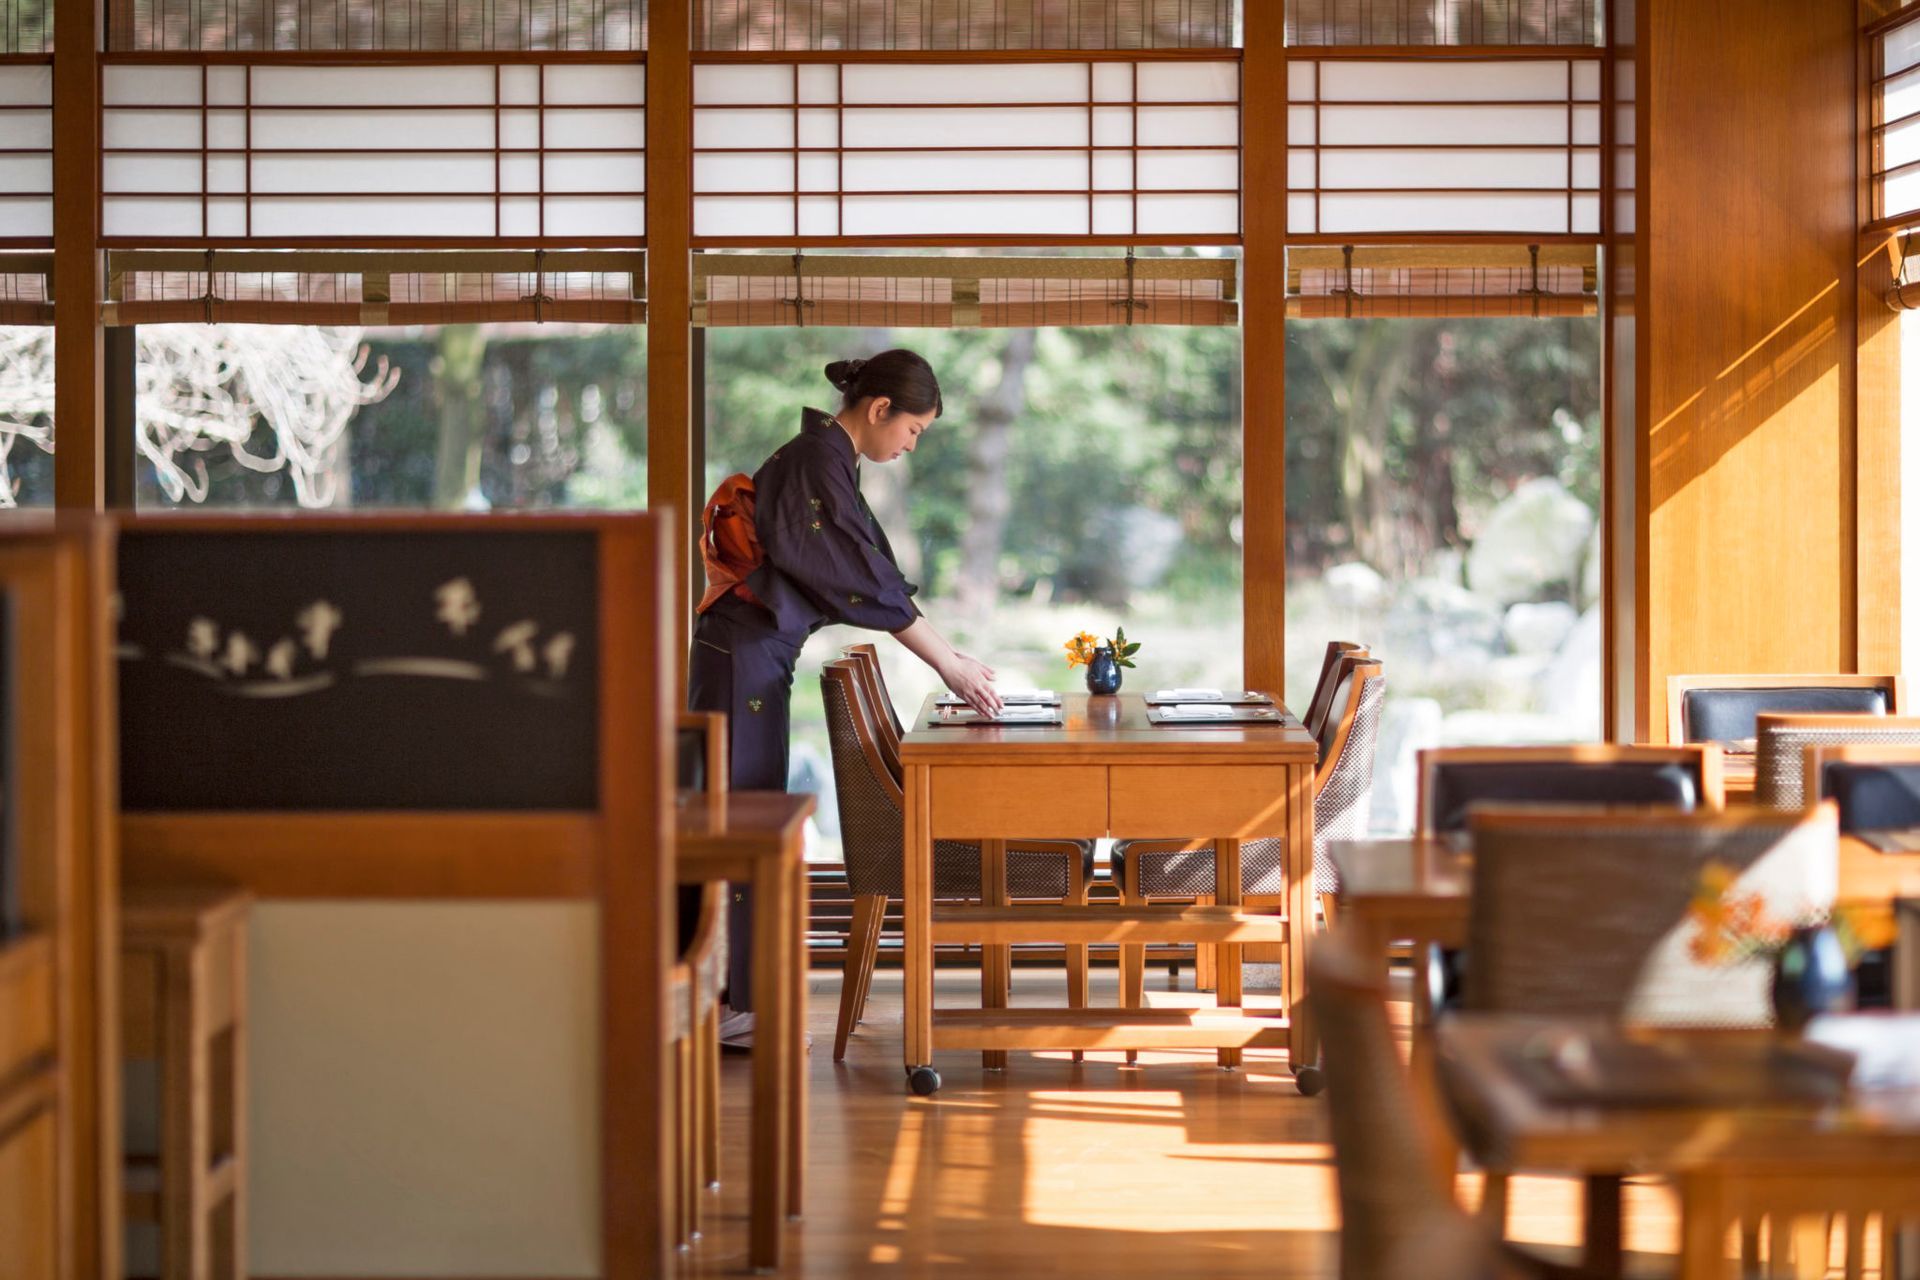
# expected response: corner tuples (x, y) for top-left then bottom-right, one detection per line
(691, 348), (1002, 1046)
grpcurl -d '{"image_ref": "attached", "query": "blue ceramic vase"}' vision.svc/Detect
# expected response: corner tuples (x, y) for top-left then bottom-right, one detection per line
(1770, 924), (1854, 1033)
(1085, 645), (1122, 695)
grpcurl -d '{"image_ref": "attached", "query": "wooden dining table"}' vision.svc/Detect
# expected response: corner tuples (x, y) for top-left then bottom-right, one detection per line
(674, 789), (813, 1272)
(1438, 1015), (1920, 1279)
(897, 691), (1319, 1095)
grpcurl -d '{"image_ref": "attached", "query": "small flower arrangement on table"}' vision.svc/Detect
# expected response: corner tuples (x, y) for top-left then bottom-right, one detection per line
(1686, 860), (1894, 966)
(1062, 626), (1141, 670)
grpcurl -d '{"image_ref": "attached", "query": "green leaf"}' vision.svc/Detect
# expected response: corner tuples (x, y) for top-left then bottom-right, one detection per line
(1122, 643), (1141, 656)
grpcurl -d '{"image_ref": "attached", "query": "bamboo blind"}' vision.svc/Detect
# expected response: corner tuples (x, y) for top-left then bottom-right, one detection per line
(695, 0), (1234, 50)
(1286, 0), (1598, 46)
(106, 0), (648, 52)
(0, 0), (49, 54)
(102, 249), (645, 324)
(0, 250), (50, 323)
(693, 252), (1236, 326)
(1285, 244), (1596, 318)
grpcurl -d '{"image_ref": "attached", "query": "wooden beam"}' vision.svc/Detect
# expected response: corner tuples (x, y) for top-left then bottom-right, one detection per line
(647, 0), (695, 696)
(1241, 0), (1286, 695)
(52, 0), (103, 511)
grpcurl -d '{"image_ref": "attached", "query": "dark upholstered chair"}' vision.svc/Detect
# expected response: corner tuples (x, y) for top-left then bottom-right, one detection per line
(1753, 714), (1920, 810)
(1667, 673), (1902, 747)
(820, 660), (1091, 1061)
(1803, 745), (1920, 832)
(1417, 744), (1722, 836)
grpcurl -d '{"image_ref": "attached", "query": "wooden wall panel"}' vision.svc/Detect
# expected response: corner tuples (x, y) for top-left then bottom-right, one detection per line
(648, 2), (695, 689)
(1640, 0), (1861, 739)
(52, 0), (103, 510)
(1241, 0), (1285, 694)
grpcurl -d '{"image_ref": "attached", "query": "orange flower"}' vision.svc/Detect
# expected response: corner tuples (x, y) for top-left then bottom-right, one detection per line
(1063, 631), (1100, 669)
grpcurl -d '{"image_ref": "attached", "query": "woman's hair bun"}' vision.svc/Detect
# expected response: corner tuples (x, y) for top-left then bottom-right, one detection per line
(825, 358), (867, 394)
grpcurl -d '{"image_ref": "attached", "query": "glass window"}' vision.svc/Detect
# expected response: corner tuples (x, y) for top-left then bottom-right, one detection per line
(133, 323), (647, 511)
(1285, 313), (1603, 832)
(0, 326), (52, 507)
(704, 323), (1243, 860)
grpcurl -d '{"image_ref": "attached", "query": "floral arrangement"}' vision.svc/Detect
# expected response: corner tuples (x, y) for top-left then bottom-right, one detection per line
(1686, 859), (1894, 965)
(1063, 626), (1141, 670)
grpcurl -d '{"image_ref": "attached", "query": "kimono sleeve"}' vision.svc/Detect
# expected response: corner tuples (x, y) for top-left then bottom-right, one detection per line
(757, 451), (921, 632)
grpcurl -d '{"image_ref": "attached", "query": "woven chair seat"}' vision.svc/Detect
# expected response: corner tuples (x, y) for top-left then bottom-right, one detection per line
(1756, 723), (1920, 808)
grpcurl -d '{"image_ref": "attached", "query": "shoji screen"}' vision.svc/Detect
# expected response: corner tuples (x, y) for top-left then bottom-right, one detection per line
(0, 61), (50, 242)
(1878, 11), (1920, 227)
(101, 61), (646, 241)
(1286, 57), (1601, 236)
(691, 57), (1239, 240)
(1283, 244), (1596, 317)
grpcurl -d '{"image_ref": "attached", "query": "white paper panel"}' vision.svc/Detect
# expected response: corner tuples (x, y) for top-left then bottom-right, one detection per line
(501, 198), (541, 236)
(251, 153), (496, 194)
(207, 67), (247, 106)
(695, 195), (793, 237)
(695, 64), (793, 105)
(0, 156), (50, 195)
(1135, 61), (1238, 102)
(103, 196), (202, 238)
(1091, 151), (1133, 189)
(0, 196), (49, 238)
(1289, 61), (1318, 102)
(1887, 116), (1920, 177)
(251, 110), (496, 150)
(696, 152), (798, 193)
(1317, 192), (1578, 233)
(549, 153), (646, 192)
(1288, 106), (1317, 146)
(104, 154), (204, 194)
(501, 65), (541, 105)
(843, 150), (1090, 192)
(1570, 195), (1600, 234)
(1288, 151), (1317, 188)
(207, 111), (247, 150)
(207, 199), (247, 237)
(544, 196), (644, 237)
(841, 62), (1089, 104)
(1886, 169), (1920, 219)
(1135, 105), (1238, 148)
(1571, 61), (1601, 100)
(249, 196), (498, 237)
(798, 153), (837, 192)
(104, 65), (201, 106)
(1887, 66), (1920, 131)
(1136, 193), (1238, 235)
(1288, 194), (1318, 233)
(797, 65), (837, 105)
(798, 109), (838, 148)
(1092, 62), (1133, 102)
(694, 108), (795, 149)
(1887, 18), (1920, 77)
(0, 108), (51, 153)
(797, 196), (838, 236)
(1318, 104), (1570, 147)
(103, 109), (198, 151)
(1319, 149), (1568, 189)
(0, 65), (50, 106)
(1136, 150), (1239, 191)
(1320, 60), (1571, 103)
(501, 154), (542, 193)
(501, 110), (541, 150)
(841, 192), (1089, 236)
(842, 105), (1088, 149)
(1092, 192), (1133, 234)
(208, 155), (247, 193)
(544, 109), (646, 150)
(545, 65), (645, 105)
(1572, 105), (1601, 147)
(251, 65), (495, 107)
(1092, 107), (1133, 147)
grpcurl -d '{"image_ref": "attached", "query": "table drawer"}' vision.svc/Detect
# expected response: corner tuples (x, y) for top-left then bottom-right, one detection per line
(1108, 766), (1296, 838)
(930, 766), (1107, 838)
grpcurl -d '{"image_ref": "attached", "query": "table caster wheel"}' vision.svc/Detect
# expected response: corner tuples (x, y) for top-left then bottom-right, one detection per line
(907, 1065), (942, 1096)
(1294, 1064), (1325, 1097)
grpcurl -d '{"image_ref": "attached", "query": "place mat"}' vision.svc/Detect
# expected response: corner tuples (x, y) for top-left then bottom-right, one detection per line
(1147, 705), (1290, 726)
(1144, 688), (1276, 706)
(935, 690), (1061, 707)
(925, 705), (1064, 728)
(1856, 828), (1920, 854)
(1503, 1032), (1853, 1109)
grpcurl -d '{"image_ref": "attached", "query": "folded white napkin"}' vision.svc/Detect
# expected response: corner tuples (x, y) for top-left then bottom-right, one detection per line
(1161, 704), (1236, 720)
(1155, 687), (1224, 701)
(992, 704), (1057, 721)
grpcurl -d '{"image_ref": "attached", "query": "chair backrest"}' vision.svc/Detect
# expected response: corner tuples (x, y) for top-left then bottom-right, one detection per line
(676, 710), (728, 795)
(841, 641), (906, 742)
(1754, 714), (1920, 810)
(1309, 932), (1499, 1280)
(1304, 640), (1367, 746)
(1464, 805), (1840, 1027)
(1314, 659), (1386, 893)
(840, 643), (904, 778)
(1801, 743), (1920, 832)
(1668, 673), (1902, 746)
(820, 659), (911, 898)
(1416, 744), (1721, 836)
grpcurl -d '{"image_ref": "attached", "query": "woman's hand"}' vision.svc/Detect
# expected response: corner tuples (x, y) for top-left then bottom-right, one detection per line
(938, 651), (1002, 718)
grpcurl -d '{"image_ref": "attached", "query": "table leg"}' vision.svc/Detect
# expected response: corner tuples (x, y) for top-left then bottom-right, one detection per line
(783, 857), (806, 1220)
(749, 862), (792, 1270)
(1677, 1173), (1733, 1280)
(981, 839), (1009, 1070)
(1283, 760), (1317, 1069)
(1215, 837), (1243, 1069)
(904, 764), (934, 1081)
(1405, 931), (1459, 1189)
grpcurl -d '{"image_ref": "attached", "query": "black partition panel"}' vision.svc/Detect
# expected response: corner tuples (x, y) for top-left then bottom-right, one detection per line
(118, 529), (600, 811)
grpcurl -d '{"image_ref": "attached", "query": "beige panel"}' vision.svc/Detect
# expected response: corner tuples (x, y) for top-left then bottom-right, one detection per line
(1108, 767), (1292, 838)
(929, 765), (1107, 837)
(246, 903), (601, 1278)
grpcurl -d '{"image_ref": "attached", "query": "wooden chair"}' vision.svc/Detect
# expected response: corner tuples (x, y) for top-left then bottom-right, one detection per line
(1304, 640), (1369, 748)
(819, 659), (1091, 1062)
(1416, 743), (1724, 836)
(839, 644), (903, 778)
(1752, 713), (1920, 810)
(1799, 742), (1920, 832)
(1113, 658), (1386, 1054)
(1667, 672), (1904, 747)
(671, 711), (727, 1245)
(1461, 804), (1841, 1265)
(1309, 932), (1585, 1280)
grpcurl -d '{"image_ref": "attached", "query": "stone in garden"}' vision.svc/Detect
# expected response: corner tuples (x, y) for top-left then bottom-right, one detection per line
(1503, 600), (1578, 657)
(1465, 476), (1594, 606)
(1324, 560), (1388, 610)
(1372, 696), (1443, 834)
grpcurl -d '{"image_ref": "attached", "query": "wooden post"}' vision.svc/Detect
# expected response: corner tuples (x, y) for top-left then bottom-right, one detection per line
(52, 0), (104, 512)
(647, 0), (695, 692)
(1241, 1), (1287, 695)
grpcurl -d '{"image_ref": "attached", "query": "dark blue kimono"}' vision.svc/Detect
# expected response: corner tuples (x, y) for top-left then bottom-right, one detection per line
(689, 407), (920, 1011)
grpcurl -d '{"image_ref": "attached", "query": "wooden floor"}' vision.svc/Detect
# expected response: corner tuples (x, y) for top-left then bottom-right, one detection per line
(677, 963), (1694, 1278)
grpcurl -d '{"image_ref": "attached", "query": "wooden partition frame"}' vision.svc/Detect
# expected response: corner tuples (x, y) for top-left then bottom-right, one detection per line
(114, 511), (678, 1279)
(1415, 743), (1727, 836)
(1665, 673), (1908, 745)
(0, 518), (122, 1280)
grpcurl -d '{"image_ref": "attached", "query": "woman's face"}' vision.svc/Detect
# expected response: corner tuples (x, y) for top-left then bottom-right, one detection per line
(850, 396), (936, 464)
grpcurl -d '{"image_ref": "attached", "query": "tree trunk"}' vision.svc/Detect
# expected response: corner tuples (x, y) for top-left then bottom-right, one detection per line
(1340, 323), (1418, 573)
(955, 329), (1038, 615)
(433, 325), (489, 509)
